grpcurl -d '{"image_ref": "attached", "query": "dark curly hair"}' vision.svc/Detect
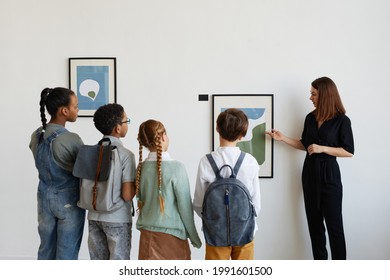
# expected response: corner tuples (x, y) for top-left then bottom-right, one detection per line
(93, 103), (124, 135)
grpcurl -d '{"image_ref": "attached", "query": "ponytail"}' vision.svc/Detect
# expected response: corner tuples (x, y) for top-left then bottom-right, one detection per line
(38, 87), (74, 130)
(39, 88), (50, 130)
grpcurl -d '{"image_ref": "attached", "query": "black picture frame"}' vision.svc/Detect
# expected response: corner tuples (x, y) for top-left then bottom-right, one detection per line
(69, 57), (117, 117)
(212, 94), (274, 178)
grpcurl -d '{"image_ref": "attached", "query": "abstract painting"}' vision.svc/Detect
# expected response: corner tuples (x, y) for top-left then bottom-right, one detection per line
(212, 94), (274, 178)
(69, 57), (116, 117)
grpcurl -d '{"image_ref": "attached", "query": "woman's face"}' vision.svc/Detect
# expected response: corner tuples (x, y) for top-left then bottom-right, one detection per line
(310, 86), (319, 108)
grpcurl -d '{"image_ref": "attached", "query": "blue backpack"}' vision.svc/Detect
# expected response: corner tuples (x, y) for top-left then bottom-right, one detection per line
(202, 152), (256, 246)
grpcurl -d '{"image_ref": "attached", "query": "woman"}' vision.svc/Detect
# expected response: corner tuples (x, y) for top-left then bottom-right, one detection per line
(267, 77), (354, 259)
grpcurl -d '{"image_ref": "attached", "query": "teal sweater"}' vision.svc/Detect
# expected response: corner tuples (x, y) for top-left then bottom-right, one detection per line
(136, 158), (202, 248)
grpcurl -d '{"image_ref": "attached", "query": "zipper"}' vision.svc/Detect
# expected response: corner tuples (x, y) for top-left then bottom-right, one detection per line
(225, 188), (230, 245)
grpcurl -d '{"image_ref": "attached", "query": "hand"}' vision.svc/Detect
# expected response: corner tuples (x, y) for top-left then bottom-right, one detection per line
(307, 144), (323, 155)
(265, 129), (284, 141)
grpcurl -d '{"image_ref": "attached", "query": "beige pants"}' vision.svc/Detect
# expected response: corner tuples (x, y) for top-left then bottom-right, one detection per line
(205, 240), (255, 260)
(138, 229), (191, 260)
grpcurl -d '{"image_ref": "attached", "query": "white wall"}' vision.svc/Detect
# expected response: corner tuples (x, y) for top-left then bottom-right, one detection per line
(1, 0), (389, 260)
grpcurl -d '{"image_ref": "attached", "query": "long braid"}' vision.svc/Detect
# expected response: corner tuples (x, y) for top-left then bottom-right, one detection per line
(137, 120), (166, 215)
(155, 133), (164, 213)
(135, 141), (144, 212)
(40, 88), (50, 130)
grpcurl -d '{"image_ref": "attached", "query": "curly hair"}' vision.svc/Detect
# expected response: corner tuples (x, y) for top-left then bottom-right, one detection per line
(135, 119), (166, 214)
(93, 103), (124, 135)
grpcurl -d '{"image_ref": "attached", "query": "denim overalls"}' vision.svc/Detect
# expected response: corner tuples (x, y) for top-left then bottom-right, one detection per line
(34, 127), (85, 259)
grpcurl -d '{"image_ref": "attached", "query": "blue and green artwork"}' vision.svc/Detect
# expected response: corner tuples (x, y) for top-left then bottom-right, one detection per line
(76, 66), (109, 110)
(223, 108), (266, 165)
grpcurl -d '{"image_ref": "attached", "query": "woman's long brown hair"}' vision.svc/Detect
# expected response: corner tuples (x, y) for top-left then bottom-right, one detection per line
(312, 77), (346, 122)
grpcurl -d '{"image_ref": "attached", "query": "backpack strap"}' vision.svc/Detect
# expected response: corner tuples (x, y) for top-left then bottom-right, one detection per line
(232, 151), (246, 177)
(96, 139), (135, 215)
(206, 153), (222, 180)
(91, 138), (115, 211)
(206, 151), (246, 179)
(92, 144), (106, 211)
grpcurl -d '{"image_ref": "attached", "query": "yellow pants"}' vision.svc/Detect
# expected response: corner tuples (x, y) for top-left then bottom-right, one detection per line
(205, 240), (254, 260)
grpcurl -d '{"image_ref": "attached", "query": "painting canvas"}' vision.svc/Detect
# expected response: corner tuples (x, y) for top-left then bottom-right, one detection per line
(212, 94), (274, 178)
(69, 58), (116, 117)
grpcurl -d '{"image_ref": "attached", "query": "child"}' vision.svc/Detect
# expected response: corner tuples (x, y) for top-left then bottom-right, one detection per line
(29, 87), (85, 260)
(193, 108), (261, 260)
(80, 103), (136, 260)
(135, 119), (202, 260)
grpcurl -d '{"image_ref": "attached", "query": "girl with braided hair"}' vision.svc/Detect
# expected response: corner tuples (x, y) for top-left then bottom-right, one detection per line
(29, 87), (85, 259)
(135, 119), (201, 259)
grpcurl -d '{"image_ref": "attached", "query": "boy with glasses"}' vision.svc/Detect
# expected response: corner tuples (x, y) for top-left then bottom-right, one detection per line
(74, 103), (136, 259)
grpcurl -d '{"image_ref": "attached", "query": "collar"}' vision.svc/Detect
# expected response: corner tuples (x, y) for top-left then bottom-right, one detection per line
(102, 135), (123, 147)
(145, 151), (172, 161)
(217, 146), (241, 152)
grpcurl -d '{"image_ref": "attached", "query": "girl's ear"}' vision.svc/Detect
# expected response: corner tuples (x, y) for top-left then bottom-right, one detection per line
(59, 106), (68, 117)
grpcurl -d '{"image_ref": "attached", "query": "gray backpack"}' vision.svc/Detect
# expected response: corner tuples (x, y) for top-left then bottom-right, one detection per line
(73, 138), (123, 212)
(202, 152), (256, 246)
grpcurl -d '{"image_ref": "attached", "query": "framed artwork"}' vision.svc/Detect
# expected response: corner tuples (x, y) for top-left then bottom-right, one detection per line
(212, 94), (274, 178)
(69, 57), (117, 117)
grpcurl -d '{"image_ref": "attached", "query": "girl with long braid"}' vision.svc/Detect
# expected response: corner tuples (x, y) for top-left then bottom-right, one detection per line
(29, 87), (85, 260)
(135, 119), (201, 259)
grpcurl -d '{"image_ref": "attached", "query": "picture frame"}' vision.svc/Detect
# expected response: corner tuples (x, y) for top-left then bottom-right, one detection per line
(212, 94), (274, 178)
(69, 57), (117, 117)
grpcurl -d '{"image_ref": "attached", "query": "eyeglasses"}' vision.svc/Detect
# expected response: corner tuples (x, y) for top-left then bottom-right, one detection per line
(120, 118), (131, 124)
